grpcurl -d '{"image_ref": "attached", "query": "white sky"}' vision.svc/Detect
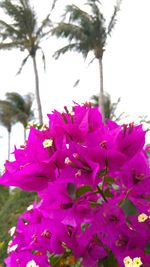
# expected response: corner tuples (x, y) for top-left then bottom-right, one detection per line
(0, 0), (150, 168)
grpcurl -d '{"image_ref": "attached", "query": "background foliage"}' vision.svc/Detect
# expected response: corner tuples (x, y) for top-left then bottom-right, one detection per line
(0, 188), (37, 266)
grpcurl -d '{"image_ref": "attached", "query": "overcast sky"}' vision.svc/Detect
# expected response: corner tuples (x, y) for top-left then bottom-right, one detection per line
(0, 0), (150, 168)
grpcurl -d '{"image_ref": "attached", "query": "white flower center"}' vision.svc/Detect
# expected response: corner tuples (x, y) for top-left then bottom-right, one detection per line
(26, 260), (39, 267)
(43, 139), (53, 148)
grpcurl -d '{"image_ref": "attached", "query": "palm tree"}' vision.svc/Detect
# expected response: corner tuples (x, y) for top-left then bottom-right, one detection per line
(0, 0), (54, 125)
(6, 92), (34, 140)
(90, 92), (124, 121)
(52, 0), (121, 120)
(0, 100), (17, 160)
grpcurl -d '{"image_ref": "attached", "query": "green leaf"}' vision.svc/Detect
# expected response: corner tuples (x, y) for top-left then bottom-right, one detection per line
(0, 242), (4, 249)
(104, 188), (113, 198)
(97, 168), (107, 177)
(49, 254), (62, 266)
(145, 244), (150, 254)
(143, 197), (150, 201)
(120, 198), (138, 216)
(146, 148), (150, 157)
(76, 185), (92, 198)
(103, 176), (115, 184)
(81, 223), (90, 232)
(98, 252), (119, 267)
(89, 201), (100, 208)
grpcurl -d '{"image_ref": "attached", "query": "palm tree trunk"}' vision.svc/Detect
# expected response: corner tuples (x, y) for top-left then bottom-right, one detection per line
(24, 127), (26, 141)
(32, 56), (43, 125)
(98, 57), (105, 121)
(8, 130), (11, 161)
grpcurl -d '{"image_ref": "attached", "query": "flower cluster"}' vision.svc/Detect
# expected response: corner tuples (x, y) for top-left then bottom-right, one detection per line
(1, 104), (150, 267)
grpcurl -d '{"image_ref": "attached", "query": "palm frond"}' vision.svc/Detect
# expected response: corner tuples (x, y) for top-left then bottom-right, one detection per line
(52, 22), (85, 42)
(90, 94), (99, 107)
(36, 13), (52, 38)
(6, 92), (25, 110)
(0, 41), (23, 49)
(1, 0), (36, 36)
(90, 93), (125, 121)
(20, 0), (30, 9)
(73, 79), (80, 88)
(0, 0), (19, 18)
(86, 0), (102, 20)
(6, 91), (34, 114)
(87, 0), (101, 5)
(51, 0), (58, 12)
(64, 4), (92, 24)
(107, 0), (122, 36)
(23, 93), (34, 114)
(5, 92), (34, 126)
(0, 100), (17, 131)
(38, 47), (46, 70)
(77, 42), (90, 59)
(0, 0), (36, 40)
(16, 6), (36, 36)
(0, 20), (21, 39)
(88, 57), (95, 66)
(53, 43), (77, 59)
(84, 1), (106, 47)
(16, 54), (30, 74)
